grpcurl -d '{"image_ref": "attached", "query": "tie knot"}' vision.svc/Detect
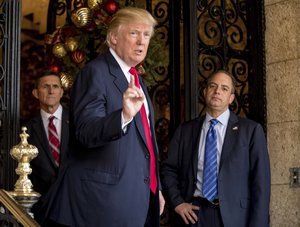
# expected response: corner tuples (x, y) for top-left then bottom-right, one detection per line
(210, 119), (218, 127)
(129, 67), (140, 87)
(129, 67), (138, 76)
(49, 116), (55, 122)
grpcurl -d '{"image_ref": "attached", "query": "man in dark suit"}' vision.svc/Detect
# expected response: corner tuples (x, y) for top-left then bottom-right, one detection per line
(45, 7), (165, 227)
(25, 71), (69, 195)
(161, 70), (270, 227)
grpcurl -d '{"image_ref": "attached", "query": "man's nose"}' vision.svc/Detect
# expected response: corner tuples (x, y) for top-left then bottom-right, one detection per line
(214, 86), (221, 93)
(137, 34), (146, 44)
(48, 86), (55, 93)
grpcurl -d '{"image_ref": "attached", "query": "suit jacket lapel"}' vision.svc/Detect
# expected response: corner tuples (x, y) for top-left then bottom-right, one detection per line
(105, 51), (128, 95)
(32, 116), (57, 167)
(60, 108), (69, 162)
(219, 112), (239, 171)
(192, 117), (204, 180)
(105, 50), (153, 153)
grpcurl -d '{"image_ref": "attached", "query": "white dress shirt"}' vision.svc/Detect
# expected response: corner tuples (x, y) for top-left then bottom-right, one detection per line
(41, 104), (63, 142)
(193, 109), (230, 197)
(109, 48), (150, 129)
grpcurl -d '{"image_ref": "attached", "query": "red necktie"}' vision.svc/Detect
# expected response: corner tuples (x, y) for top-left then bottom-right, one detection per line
(129, 67), (157, 194)
(48, 116), (60, 166)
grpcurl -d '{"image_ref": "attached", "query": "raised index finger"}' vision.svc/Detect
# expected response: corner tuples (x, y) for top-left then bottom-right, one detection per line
(129, 75), (135, 88)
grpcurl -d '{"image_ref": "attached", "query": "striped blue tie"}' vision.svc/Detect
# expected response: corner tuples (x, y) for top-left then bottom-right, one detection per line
(203, 119), (219, 202)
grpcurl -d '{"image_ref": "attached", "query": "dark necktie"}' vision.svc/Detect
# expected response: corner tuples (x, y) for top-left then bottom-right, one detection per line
(48, 116), (60, 166)
(129, 67), (157, 194)
(202, 119), (219, 202)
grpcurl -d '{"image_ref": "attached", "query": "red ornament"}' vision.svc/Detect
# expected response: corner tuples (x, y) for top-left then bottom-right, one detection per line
(85, 21), (97, 32)
(94, 9), (104, 19)
(71, 50), (85, 64)
(94, 10), (112, 25)
(48, 63), (61, 73)
(62, 26), (79, 37)
(103, 0), (118, 15)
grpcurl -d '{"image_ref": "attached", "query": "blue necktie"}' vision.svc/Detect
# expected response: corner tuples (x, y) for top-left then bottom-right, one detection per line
(202, 119), (219, 202)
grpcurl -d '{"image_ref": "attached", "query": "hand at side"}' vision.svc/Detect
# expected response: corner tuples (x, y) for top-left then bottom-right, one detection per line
(175, 202), (200, 225)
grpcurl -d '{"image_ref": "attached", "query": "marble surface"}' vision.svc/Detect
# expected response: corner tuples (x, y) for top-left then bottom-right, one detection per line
(270, 185), (300, 227)
(266, 59), (300, 123)
(265, 0), (300, 226)
(265, 0), (299, 64)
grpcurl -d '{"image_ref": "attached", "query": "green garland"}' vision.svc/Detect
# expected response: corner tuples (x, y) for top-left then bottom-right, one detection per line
(45, 1), (167, 90)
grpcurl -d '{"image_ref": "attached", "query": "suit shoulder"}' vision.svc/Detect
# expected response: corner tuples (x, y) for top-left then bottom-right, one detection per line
(83, 51), (113, 70)
(237, 116), (261, 126)
(22, 115), (40, 127)
(235, 116), (265, 133)
(182, 117), (202, 126)
(62, 106), (70, 114)
(175, 116), (203, 132)
(81, 55), (108, 73)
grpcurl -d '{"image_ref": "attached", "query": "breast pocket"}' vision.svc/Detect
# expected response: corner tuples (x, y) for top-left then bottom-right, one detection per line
(81, 169), (119, 185)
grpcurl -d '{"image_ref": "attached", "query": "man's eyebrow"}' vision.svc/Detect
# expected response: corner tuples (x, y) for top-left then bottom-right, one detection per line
(209, 82), (230, 88)
(39, 83), (61, 87)
(221, 84), (230, 88)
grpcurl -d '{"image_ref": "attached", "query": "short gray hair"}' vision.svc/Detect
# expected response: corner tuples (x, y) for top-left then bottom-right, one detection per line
(206, 70), (236, 94)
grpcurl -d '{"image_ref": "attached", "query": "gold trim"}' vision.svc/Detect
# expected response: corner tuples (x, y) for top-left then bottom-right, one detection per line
(0, 189), (40, 227)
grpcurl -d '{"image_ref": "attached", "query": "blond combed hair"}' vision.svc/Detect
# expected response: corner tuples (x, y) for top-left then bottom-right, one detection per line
(106, 7), (157, 46)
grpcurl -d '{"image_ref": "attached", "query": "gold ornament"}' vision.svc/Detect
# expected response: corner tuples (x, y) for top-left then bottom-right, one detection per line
(8, 127), (41, 217)
(10, 127), (39, 193)
(65, 37), (79, 52)
(87, 0), (102, 10)
(52, 43), (67, 58)
(59, 72), (74, 90)
(71, 7), (92, 28)
(94, 18), (101, 26)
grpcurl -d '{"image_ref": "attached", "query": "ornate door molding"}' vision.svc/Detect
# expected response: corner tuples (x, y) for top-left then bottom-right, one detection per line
(182, 0), (266, 128)
(0, 0), (21, 190)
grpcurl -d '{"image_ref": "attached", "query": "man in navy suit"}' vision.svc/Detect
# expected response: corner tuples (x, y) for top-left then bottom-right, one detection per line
(161, 70), (270, 227)
(45, 7), (165, 227)
(25, 71), (69, 196)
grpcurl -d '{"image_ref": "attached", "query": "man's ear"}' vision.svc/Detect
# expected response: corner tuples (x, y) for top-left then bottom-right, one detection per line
(229, 93), (235, 104)
(59, 88), (64, 98)
(109, 32), (117, 45)
(32, 89), (38, 99)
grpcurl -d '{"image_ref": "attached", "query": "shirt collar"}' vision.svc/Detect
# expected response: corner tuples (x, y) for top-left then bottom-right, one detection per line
(205, 109), (230, 127)
(109, 48), (131, 82)
(41, 104), (63, 121)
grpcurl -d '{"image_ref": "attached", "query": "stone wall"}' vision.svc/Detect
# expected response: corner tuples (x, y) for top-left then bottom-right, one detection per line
(265, 0), (300, 226)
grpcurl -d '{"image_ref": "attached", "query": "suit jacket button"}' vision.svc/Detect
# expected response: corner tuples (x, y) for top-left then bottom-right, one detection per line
(145, 154), (150, 159)
(144, 177), (149, 184)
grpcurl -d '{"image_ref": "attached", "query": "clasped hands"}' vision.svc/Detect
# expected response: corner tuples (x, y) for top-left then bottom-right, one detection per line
(122, 75), (144, 122)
